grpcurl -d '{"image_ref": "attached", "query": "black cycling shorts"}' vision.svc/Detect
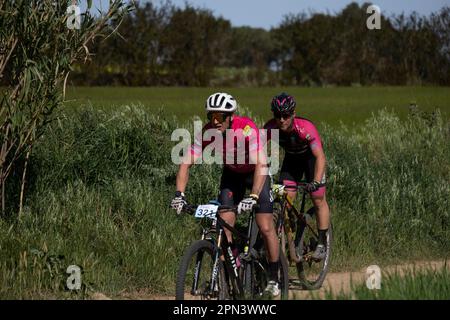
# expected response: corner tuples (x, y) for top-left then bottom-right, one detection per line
(218, 167), (273, 214)
(279, 151), (326, 197)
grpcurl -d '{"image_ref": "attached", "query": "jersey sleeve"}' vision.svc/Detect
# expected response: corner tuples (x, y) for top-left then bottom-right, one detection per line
(303, 121), (323, 151)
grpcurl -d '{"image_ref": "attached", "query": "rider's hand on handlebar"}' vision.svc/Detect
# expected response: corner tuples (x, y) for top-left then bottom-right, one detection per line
(237, 194), (258, 214)
(305, 181), (321, 193)
(171, 191), (187, 215)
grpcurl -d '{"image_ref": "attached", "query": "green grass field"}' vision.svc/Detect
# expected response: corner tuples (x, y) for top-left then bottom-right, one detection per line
(65, 86), (450, 126)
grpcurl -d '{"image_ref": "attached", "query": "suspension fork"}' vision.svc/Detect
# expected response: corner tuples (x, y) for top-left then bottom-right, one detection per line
(192, 224), (217, 294)
(209, 227), (224, 294)
(276, 199), (286, 235)
(246, 211), (258, 253)
(275, 198), (287, 256)
(191, 249), (205, 295)
(282, 192), (304, 263)
(242, 211), (261, 298)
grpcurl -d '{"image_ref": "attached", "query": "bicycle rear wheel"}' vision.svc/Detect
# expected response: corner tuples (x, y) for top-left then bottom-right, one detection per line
(176, 240), (229, 300)
(295, 209), (332, 290)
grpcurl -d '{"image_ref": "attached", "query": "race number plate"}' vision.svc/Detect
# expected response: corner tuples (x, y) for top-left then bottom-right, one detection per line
(195, 205), (218, 220)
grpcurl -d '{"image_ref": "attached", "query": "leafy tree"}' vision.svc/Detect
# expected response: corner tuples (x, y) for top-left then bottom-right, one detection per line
(0, 0), (133, 215)
(162, 5), (231, 86)
(62, 2), (450, 86)
(75, 1), (173, 85)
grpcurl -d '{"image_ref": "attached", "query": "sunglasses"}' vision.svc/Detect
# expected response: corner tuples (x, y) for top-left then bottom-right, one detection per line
(207, 112), (230, 123)
(274, 112), (293, 120)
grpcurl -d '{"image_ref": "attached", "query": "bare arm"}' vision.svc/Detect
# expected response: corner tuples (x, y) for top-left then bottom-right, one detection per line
(250, 149), (268, 196)
(311, 147), (326, 182)
(175, 153), (199, 193)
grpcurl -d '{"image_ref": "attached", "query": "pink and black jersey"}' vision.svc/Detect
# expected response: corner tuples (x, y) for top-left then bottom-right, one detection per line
(191, 116), (261, 173)
(264, 117), (323, 155)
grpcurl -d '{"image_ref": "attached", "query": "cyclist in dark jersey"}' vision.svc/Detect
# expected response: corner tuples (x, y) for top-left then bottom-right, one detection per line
(264, 93), (330, 261)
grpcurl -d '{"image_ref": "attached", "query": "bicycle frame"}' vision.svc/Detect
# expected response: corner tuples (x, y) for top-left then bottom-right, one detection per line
(189, 204), (260, 299)
(275, 185), (320, 264)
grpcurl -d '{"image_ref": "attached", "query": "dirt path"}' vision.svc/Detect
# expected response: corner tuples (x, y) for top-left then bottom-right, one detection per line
(289, 259), (448, 300)
(92, 260), (448, 300)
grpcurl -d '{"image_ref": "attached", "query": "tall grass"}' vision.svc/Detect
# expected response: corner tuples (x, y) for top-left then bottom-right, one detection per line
(0, 104), (448, 299)
(323, 108), (450, 268)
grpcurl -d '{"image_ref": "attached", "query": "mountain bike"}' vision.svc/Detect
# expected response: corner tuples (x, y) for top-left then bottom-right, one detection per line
(175, 200), (289, 300)
(272, 182), (332, 290)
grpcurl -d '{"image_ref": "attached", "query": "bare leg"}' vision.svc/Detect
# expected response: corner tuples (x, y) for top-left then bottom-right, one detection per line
(311, 195), (330, 230)
(256, 213), (279, 262)
(219, 211), (236, 243)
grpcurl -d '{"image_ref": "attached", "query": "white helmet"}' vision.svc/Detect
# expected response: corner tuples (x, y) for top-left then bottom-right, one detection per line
(205, 92), (237, 113)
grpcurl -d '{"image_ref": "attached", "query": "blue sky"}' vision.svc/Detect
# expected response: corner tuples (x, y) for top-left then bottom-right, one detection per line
(86, 0), (450, 29)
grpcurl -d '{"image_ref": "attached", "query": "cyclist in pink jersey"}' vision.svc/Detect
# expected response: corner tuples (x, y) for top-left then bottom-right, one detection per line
(171, 92), (282, 297)
(264, 92), (330, 261)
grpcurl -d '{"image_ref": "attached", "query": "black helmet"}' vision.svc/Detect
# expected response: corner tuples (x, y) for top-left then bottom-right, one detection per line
(271, 93), (296, 114)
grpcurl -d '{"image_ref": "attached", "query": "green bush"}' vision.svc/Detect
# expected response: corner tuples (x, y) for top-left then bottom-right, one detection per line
(322, 109), (450, 267)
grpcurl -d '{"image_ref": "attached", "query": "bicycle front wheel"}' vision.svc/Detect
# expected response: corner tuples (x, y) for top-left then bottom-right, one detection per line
(176, 240), (229, 300)
(295, 213), (333, 290)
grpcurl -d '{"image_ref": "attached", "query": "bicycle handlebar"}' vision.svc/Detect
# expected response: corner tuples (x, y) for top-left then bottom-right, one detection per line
(275, 182), (326, 191)
(182, 204), (238, 215)
(271, 182), (326, 198)
(289, 182), (326, 189)
(181, 203), (249, 240)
